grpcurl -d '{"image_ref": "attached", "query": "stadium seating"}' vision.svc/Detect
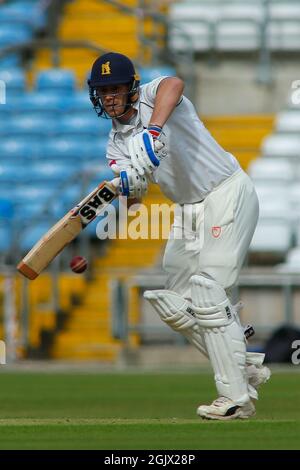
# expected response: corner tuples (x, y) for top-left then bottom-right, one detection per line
(250, 219), (292, 255)
(248, 158), (294, 184)
(0, 1), (47, 31)
(0, 224), (12, 253)
(0, 198), (14, 220)
(139, 66), (176, 84)
(0, 0), (46, 73)
(0, 138), (39, 161)
(41, 136), (107, 162)
(63, 92), (94, 114)
(42, 137), (90, 161)
(261, 134), (300, 160)
(57, 114), (108, 138)
(0, 162), (26, 184)
(14, 185), (52, 204)
(0, 54), (20, 69)
(14, 200), (63, 221)
(0, 26), (32, 48)
(2, 115), (55, 138)
(248, 75), (300, 264)
(168, 0), (300, 53)
(275, 111), (300, 133)
(20, 221), (54, 252)
(0, 68), (26, 95)
(254, 182), (290, 204)
(0, 198), (14, 253)
(215, 21), (261, 52)
(30, 162), (77, 184)
(21, 93), (65, 114)
(289, 184), (300, 218)
(35, 69), (77, 94)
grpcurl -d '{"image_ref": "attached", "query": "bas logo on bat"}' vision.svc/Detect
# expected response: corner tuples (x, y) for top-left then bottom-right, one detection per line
(75, 186), (116, 224)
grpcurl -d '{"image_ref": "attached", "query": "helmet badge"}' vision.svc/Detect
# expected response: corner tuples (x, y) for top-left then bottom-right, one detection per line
(101, 61), (111, 75)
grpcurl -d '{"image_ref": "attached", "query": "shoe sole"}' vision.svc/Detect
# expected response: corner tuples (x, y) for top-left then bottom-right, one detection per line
(198, 410), (256, 421)
(198, 404), (256, 421)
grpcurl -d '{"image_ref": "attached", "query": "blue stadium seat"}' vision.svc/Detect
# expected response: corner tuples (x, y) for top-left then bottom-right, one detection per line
(0, 68), (26, 94)
(42, 136), (107, 163)
(21, 92), (66, 114)
(30, 162), (77, 184)
(20, 221), (54, 252)
(0, 185), (13, 201)
(14, 200), (65, 221)
(0, 2), (47, 30)
(82, 138), (108, 162)
(0, 223), (12, 252)
(0, 138), (39, 161)
(0, 26), (32, 48)
(63, 92), (94, 114)
(86, 165), (115, 192)
(0, 101), (14, 120)
(0, 163), (25, 184)
(0, 54), (20, 69)
(35, 69), (77, 94)
(0, 21), (32, 36)
(0, 198), (14, 220)
(61, 186), (83, 208)
(139, 66), (176, 85)
(3, 115), (55, 138)
(14, 185), (51, 205)
(97, 118), (112, 136)
(57, 114), (107, 138)
(0, 197), (14, 253)
(42, 137), (89, 160)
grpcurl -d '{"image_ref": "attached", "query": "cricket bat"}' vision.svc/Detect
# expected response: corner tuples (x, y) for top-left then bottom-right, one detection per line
(17, 178), (120, 280)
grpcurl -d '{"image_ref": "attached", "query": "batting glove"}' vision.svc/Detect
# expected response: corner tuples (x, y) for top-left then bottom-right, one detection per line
(128, 126), (166, 177)
(119, 167), (148, 199)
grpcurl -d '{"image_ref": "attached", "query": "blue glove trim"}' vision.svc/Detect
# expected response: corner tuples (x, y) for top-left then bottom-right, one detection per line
(142, 133), (160, 167)
(120, 170), (130, 197)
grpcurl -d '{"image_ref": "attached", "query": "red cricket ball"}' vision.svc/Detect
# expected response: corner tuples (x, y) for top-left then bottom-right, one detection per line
(70, 256), (88, 274)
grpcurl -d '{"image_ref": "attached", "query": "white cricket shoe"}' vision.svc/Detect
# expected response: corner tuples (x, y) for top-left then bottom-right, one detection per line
(247, 365), (271, 389)
(197, 397), (256, 421)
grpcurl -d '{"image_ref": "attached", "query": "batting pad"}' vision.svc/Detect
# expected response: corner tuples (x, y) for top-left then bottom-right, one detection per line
(190, 275), (249, 405)
(144, 289), (262, 399)
(144, 290), (207, 357)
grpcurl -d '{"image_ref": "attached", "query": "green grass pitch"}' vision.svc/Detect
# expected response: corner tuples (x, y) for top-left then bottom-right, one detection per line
(0, 368), (299, 449)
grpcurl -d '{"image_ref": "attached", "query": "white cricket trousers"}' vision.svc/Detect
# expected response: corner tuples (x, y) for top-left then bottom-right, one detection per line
(163, 169), (259, 299)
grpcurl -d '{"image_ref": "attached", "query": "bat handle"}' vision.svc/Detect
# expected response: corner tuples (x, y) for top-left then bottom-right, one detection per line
(110, 177), (121, 190)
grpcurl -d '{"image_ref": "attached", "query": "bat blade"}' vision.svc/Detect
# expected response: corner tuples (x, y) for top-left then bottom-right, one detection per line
(17, 179), (118, 280)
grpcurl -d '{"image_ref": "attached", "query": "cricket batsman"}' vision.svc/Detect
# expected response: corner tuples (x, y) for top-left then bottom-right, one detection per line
(88, 52), (271, 420)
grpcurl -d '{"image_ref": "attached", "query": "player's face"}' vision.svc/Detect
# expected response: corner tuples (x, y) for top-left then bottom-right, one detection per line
(96, 84), (130, 118)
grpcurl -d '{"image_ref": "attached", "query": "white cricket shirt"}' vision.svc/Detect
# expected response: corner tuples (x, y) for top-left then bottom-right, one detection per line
(106, 77), (240, 204)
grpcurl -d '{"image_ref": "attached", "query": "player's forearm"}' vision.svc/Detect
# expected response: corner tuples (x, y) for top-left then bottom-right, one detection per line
(149, 77), (184, 128)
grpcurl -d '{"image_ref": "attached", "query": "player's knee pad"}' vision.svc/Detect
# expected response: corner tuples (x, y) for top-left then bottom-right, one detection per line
(190, 275), (249, 405)
(143, 290), (207, 356)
